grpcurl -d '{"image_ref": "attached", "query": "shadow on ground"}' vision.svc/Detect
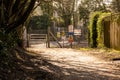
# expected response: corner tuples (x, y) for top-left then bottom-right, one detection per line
(0, 48), (120, 80)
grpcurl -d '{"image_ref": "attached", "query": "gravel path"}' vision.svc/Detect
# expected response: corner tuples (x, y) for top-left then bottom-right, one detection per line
(27, 47), (120, 80)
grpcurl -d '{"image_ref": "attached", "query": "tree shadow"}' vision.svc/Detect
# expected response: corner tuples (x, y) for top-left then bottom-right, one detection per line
(0, 48), (61, 80)
(1, 48), (120, 80)
(45, 59), (120, 80)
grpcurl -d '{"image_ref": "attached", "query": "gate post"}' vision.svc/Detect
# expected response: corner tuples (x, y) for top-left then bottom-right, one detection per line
(27, 34), (30, 47)
(47, 27), (50, 48)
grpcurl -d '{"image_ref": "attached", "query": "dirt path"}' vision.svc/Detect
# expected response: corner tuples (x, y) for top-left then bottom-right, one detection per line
(27, 47), (120, 80)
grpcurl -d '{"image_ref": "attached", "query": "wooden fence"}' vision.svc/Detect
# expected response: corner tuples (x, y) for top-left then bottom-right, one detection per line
(110, 22), (120, 50)
(103, 14), (120, 50)
(103, 21), (110, 48)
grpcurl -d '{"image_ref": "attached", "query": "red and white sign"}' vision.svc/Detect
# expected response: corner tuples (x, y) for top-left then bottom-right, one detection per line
(74, 29), (81, 35)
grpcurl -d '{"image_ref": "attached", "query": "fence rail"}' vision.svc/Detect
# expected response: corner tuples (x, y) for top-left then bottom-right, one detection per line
(28, 34), (47, 45)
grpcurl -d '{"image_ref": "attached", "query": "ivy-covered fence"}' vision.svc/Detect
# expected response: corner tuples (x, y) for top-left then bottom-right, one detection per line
(97, 13), (111, 48)
(89, 12), (120, 50)
(88, 12), (101, 48)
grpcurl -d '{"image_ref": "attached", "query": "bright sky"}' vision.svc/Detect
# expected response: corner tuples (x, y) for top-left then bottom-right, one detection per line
(104, 0), (112, 4)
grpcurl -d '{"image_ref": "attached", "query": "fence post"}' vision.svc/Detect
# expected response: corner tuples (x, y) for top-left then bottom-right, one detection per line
(47, 27), (50, 48)
(27, 34), (30, 47)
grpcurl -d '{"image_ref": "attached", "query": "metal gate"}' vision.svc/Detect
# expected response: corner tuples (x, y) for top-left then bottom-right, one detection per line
(28, 30), (47, 47)
(27, 28), (88, 48)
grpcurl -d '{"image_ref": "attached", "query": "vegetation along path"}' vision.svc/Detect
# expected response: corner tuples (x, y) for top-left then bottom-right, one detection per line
(27, 47), (120, 80)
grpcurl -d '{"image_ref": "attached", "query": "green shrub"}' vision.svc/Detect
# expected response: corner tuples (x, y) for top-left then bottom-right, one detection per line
(97, 13), (111, 47)
(88, 12), (101, 48)
(28, 14), (52, 30)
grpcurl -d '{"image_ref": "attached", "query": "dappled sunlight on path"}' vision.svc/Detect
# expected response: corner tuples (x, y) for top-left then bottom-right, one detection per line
(27, 47), (120, 80)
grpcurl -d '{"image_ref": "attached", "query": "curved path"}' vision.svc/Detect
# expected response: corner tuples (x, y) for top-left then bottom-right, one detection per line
(27, 47), (120, 80)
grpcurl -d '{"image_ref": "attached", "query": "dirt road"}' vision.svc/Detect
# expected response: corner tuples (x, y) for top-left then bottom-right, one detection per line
(27, 47), (120, 80)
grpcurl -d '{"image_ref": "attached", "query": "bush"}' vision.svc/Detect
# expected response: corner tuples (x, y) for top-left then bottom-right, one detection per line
(97, 13), (111, 47)
(28, 14), (52, 30)
(88, 12), (101, 48)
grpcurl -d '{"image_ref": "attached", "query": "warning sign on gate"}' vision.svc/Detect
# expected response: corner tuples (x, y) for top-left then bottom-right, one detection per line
(57, 32), (60, 38)
(68, 25), (74, 35)
(68, 35), (73, 43)
(62, 30), (65, 36)
(74, 29), (81, 35)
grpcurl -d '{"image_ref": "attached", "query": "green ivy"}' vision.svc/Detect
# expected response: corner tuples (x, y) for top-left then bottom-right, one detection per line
(88, 12), (102, 48)
(97, 13), (111, 47)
